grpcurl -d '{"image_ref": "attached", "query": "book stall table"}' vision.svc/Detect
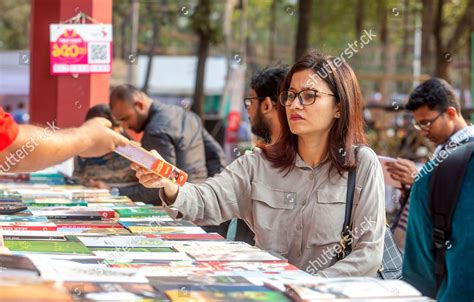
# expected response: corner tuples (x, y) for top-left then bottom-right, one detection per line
(0, 173), (430, 301)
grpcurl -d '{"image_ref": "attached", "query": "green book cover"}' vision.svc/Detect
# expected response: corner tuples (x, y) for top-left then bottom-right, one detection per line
(4, 239), (91, 254)
(115, 207), (168, 218)
(23, 200), (88, 207)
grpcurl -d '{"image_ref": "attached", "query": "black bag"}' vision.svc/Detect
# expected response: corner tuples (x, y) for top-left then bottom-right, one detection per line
(428, 140), (474, 289)
(336, 164), (403, 279)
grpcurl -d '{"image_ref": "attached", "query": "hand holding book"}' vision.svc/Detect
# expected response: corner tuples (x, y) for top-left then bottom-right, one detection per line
(115, 142), (188, 187)
(132, 162), (179, 204)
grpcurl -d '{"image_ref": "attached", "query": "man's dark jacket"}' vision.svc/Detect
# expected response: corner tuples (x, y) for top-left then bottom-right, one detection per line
(119, 102), (225, 203)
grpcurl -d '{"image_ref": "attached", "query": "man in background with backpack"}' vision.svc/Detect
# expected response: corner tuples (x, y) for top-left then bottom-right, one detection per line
(401, 78), (474, 301)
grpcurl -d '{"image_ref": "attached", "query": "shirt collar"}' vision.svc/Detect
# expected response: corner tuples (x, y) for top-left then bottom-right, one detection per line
(295, 152), (330, 170)
(434, 125), (474, 156)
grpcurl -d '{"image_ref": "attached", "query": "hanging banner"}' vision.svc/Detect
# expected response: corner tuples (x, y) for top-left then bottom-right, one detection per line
(49, 24), (112, 75)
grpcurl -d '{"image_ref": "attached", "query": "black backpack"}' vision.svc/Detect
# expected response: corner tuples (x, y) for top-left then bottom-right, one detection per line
(428, 138), (474, 289)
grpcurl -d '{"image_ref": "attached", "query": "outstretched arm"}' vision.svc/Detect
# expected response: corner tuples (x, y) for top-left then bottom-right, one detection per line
(0, 118), (128, 173)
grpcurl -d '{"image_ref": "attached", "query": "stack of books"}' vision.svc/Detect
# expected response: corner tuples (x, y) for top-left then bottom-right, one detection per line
(0, 174), (427, 301)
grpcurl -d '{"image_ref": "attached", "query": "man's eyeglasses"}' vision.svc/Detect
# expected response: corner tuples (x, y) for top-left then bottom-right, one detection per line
(279, 89), (335, 107)
(243, 97), (261, 110)
(412, 111), (444, 131)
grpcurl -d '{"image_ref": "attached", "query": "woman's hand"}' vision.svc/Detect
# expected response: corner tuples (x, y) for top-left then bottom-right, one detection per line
(133, 164), (167, 188)
(132, 149), (179, 203)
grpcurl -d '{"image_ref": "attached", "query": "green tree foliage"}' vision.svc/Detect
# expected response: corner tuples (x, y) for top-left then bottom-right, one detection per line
(0, 0), (30, 50)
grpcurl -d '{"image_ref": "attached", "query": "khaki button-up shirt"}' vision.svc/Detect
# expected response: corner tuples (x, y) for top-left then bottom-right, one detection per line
(161, 146), (385, 277)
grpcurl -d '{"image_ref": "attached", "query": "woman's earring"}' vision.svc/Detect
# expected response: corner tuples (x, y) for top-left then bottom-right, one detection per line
(335, 113), (340, 118)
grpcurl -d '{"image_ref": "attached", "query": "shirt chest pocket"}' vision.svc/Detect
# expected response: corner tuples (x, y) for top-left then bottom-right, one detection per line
(306, 186), (348, 247)
(250, 182), (295, 255)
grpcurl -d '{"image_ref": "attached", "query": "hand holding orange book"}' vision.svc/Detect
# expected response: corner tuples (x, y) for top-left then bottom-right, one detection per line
(115, 142), (188, 186)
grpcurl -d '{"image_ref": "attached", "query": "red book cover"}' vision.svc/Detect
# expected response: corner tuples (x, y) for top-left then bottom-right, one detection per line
(203, 261), (296, 272)
(97, 209), (116, 219)
(151, 159), (188, 186)
(0, 222), (57, 232)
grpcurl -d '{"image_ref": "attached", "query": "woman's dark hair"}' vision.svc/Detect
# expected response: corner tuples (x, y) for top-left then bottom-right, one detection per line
(261, 51), (367, 175)
(85, 104), (119, 128)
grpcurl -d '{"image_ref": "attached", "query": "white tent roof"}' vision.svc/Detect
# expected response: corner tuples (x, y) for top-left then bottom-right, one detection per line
(0, 51), (30, 96)
(136, 55), (228, 96)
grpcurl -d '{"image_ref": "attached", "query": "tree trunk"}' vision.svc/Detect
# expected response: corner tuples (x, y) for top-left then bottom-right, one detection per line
(192, 31), (210, 120)
(399, 0), (411, 92)
(246, 36), (259, 74)
(433, 0), (449, 81)
(120, 17), (128, 61)
(377, 0), (389, 103)
(142, 3), (161, 94)
(378, 0), (388, 62)
(421, 0), (435, 74)
(355, 0), (364, 39)
(294, 0), (312, 61)
(268, 0), (277, 63)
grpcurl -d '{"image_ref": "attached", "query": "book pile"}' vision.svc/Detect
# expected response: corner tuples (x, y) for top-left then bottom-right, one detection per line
(0, 175), (427, 301)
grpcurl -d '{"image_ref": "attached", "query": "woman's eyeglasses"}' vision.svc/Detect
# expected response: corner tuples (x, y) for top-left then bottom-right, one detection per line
(279, 89), (335, 107)
(412, 111), (444, 131)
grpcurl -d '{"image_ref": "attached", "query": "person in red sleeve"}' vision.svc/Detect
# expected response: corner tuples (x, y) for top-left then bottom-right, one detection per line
(0, 106), (128, 173)
(0, 107), (128, 251)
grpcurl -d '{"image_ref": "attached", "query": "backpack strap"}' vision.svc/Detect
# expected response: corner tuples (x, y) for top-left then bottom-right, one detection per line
(429, 141), (474, 289)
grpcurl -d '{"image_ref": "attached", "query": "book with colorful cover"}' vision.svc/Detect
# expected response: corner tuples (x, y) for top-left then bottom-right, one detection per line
(171, 241), (257, 254)
(63, 282), (169, 302)
(164, 285), (291, 302)
(90, 247), (176, 253)
(59, 228), (131, 236)
(0, 215), (48, 222)
(119, 220), (196, 228)
(92, 251), (192, 261)
(144, 233), (225, 241)
(23, 198), (88, 207)
(0, 254), (41, 277)
(75, 235), (169, 248)
(0, 279), (73, 302)
(110, 262), (215, 277)
(185, 250), (283, 262)
(148, 275), (253, 289)
(114, 207), (168, 218)
(127, 226), (206, 234)
(54, 220), (124, 229)
(203, 261), (297, 272)
(1, 230), (66, 241)
(27, 255), (149, 283)
(115, 142), (188, 186)
(284, 277), (422, 301)
(4, 239), (91, 254)
(83, 195), (132, 203)
(30, 210), (104, 220)
(0, 222), (57, 231)
(212, 271), (315, 287)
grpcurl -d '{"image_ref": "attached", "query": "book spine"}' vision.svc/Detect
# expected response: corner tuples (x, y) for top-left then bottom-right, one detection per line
(46, 215), (102, 220)
(56, 224), (122, 229)
(3, 236), (64, 241)
(0, 226), (57, 231)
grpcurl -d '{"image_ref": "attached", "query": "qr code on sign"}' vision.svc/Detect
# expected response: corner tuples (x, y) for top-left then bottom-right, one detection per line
(88, 42), (110, 63)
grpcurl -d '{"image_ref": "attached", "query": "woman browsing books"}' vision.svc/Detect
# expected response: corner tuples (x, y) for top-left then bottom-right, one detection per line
(133, 51), (385, 277)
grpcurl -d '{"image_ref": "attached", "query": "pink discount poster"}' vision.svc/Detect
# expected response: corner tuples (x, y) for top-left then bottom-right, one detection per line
(49, 24), (112, 75)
